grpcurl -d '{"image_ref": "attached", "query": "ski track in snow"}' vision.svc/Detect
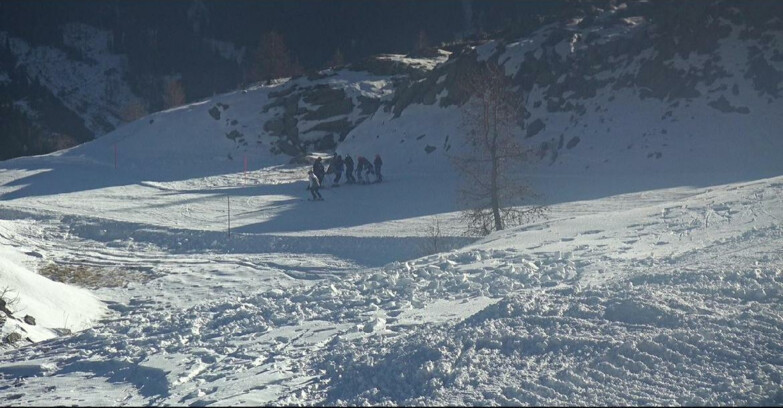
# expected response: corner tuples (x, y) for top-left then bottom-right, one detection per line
(0, 161), (781, 405)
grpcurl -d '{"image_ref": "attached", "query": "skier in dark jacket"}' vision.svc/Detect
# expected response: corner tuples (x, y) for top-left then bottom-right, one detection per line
(343, 154), (355, 184)
(373, 154), (383, 183)
(331, 154), (344, 185)
(356, 156), (373, 184)
(313, 157), (325, 186)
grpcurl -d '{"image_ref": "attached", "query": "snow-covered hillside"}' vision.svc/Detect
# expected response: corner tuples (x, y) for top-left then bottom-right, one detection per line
(1, 24), (143, 136)
(0, 159), (781, 405)
(0, 2), (782, 406)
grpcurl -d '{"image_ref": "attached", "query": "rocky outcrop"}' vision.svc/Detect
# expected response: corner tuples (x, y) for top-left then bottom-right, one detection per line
(3, 332), (22, 345)
(262, 79), (386, 156)
(377, 1), (781, 168)
(389, 48), (484, 117)
(708, 96), (750, 114)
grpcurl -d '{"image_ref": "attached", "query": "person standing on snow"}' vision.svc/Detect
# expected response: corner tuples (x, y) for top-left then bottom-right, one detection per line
(331, 154), (344, 186)
(313, 157), (325, 186)
(355, 155), (364, 184)
(373, 154), (383, 183)
(357, 156), (373, 184)
(343, 154), (356, 184)
(307, 170), (323, 200)
(355, 155), (366, 184)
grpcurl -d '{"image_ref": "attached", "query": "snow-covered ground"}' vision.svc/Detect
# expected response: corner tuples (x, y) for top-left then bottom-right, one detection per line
(0, 12), (782, 403)
(0, 140), (781, 404)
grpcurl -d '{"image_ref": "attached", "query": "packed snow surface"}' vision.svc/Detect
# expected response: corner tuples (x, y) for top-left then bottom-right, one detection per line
(0, 138), (781, 405)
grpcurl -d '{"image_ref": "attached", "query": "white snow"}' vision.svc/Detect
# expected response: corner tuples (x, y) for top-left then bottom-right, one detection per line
(0, 10), (782, 407)
(0, 241), (106, 343)
(373, 51), (451, 72)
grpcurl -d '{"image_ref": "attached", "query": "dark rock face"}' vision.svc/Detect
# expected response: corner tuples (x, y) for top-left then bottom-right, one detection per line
(23, 315), (36, 326)
(304, 118), (353, 143)
(225, 130), (246, 146)
(745, 46), (783, 98)
(526, 119), (546, 139)
(708, 96), (751, 114)
(390, 49), (480, 117)
(262, 76), (386, 156)
(208, 106), (221, 120)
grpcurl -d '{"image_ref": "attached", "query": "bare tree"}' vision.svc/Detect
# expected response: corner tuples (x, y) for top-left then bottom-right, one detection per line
(415, 29), (429, 52)
(163, 77), (186, 109)
(452, 61), (546, 236)
(0, 286), (19, 315)
(418, 216), (444, 256)
(119, 99), (148, 122)
(326, 48), (345, 68)
(246, 31), (303, 83)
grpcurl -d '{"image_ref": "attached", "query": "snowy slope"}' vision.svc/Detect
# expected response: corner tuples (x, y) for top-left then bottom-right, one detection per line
(0, 3), (782, 406)
(0, 238), (105, 344)
(1, 24), (142, 136)
(0, 163), (780, 405)
(348, 4), (783, 199)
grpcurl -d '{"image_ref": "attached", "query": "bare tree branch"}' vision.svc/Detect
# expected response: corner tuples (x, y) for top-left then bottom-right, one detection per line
(450, 60), (547, 236)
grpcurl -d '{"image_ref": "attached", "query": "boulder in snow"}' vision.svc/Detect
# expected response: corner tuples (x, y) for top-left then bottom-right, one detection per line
(3, 332), (22, 344)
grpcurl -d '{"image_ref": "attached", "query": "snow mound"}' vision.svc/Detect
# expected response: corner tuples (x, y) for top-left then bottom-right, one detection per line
(0, 242), (106, 344)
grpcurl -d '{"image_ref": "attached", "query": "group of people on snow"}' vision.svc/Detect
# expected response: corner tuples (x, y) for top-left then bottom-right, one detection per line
(307, 154), (383, 200)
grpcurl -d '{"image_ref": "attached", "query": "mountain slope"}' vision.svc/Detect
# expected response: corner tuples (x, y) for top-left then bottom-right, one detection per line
(0, 2), (782, 406)
(9, 0), (777, 197)
(340, 1), (783, 193)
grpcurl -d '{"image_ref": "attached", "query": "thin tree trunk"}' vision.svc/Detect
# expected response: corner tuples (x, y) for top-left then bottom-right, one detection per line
(490, 148), (502, 231)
